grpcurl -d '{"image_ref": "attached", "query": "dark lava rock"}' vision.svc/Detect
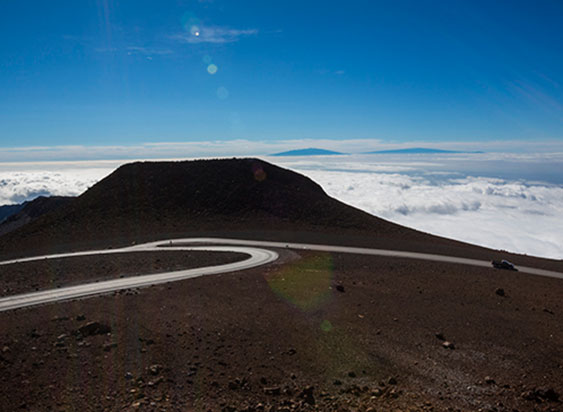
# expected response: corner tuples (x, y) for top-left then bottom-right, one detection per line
(521, 387), (560, 402)
(299, 386), (315, 405)
(442, 341), (455, 350)
(148, 364), (162, 376)
(263, 386), (281, 396)
(103, 342), (117, 352)
(484, 376), (496, 385)
(76, 321), (111, 337)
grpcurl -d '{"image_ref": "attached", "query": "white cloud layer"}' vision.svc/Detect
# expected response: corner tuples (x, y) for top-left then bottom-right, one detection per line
(273, 155), (563, 259)
(0, 153), (562, 260)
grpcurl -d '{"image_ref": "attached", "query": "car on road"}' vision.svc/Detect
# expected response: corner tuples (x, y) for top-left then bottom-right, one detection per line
(492, 259), (518, 271)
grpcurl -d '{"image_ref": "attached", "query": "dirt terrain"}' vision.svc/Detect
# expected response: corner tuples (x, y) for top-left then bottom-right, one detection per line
(1, 159), (562, 411)
(1, 247), (561, 412)
(0, 251), (245, 297)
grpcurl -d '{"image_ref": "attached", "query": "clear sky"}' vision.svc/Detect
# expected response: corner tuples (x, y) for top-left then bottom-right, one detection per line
(1, 0), (563, 151)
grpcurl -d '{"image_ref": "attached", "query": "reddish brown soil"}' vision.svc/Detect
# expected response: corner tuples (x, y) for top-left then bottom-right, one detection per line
(0, 251), (245, 297)
(1, 159), (562, 411)
(1, 248), (561, 412)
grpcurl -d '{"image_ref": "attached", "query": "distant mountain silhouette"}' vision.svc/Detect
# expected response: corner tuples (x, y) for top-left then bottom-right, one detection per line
(271, 148), (344, 156)
(365, 147), (483, 154)
(0, 196), (73, 236)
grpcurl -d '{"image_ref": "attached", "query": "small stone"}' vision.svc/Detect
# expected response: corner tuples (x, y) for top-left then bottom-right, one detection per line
(442, 341), (455, 350)
(371, 388), (383, 397)
(435, 332), (445, 341)
(2, 346), (10, 353)
(263, 386), (281, 396)
(76, 314), (86, 321)
(333, 379), (342, 386)
(77, 321), (111, 337)
(148, 364), (162, 375)
(495, 288), (505, 297)
(348, 371), (356, 378)
(103, 342), (117, 352)
(388, 377), (397, 385)
(484, 376), (495, 384)
(336, 285), (345, 293)
(299, 385), (315, 405)
(125, 372), (133, 380)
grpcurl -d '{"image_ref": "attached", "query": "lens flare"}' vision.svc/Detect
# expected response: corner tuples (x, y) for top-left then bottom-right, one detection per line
(207, 64), (218, 75)
(320, 319), (333, 332)
(217, 86), (229, 100)
(265, 253), (334, 311)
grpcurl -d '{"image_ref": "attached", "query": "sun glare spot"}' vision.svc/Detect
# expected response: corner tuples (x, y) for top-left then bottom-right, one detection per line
(217, 86), (229, 100)
(207, 64), (218, 74)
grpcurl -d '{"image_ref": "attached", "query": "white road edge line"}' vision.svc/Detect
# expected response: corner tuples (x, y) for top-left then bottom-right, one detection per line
(1, 237), (561, 312)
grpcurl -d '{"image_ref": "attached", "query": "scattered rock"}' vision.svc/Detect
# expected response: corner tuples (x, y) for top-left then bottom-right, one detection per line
(484, 376), (496, 385)
(2, 346), (10, 353)
(148, 364), (162, 376)
(495, 288), (505, 297)
(263, 386), (281, 396)
(442, 341), (455, 350)
(103, 342), (118, 352)
(333, 379), (342, 386)
(76, 314), (86, 321)
(521, 387), (559, 402)
(348, 371), (356, 378)
(371, 388), (383, 397)
(77, 321), (111, 337)
(336, 284), (345, 293)
(125, 372), (133, 380)
(388, 377), (397, 385)
(29, 330), (41, 339)
(299, 385), (315, 405)
(543, 308), (555, 315)
(435, 332), (446, 341)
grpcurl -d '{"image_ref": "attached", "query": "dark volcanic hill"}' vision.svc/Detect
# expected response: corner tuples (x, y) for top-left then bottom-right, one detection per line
(0, 204), (25, 223)
(0, 158), (561, 271)
(0, 196), (73, 236)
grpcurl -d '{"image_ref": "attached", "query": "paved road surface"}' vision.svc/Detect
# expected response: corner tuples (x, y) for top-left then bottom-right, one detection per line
(1, 237), (561, 312)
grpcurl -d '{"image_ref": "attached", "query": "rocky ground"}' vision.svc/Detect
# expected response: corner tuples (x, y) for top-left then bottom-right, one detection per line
(1, 247), (561, 412)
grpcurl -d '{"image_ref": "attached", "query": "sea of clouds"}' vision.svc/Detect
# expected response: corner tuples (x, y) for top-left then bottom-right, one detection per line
(272, 154), (563, 259)
(0, 153), (562, 259)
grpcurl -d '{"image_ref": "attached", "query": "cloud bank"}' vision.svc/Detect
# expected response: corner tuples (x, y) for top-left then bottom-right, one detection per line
(274, 155), (563, 259)
(0, 153), (562, 259)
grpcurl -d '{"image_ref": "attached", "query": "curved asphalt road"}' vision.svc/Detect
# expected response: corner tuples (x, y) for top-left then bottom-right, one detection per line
(1, 237), (562, 312)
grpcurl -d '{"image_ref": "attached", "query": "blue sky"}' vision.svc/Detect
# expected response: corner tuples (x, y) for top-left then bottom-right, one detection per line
(1, 0), (563, 152)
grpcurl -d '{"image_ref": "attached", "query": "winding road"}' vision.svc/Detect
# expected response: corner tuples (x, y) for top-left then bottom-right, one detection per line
(1, 237), (562, 312)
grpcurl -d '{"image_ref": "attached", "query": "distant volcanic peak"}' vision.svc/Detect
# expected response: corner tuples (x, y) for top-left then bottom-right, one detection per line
(270, 148), (344, 156)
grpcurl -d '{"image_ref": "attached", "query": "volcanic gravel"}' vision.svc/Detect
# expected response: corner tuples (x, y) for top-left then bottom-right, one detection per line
(0, 251), (245, 297)
(1, 248), (561, 411)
